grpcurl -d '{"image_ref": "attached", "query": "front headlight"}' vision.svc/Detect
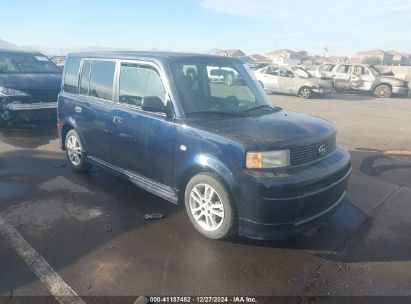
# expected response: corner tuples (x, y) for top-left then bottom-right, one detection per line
(246, 150), (290, 169)
(0, 86), (29, 97)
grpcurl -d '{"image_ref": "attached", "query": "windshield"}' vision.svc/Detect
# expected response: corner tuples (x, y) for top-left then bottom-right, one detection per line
(0, 53), (61, 73)
(291, 67), (312, 78)
(170, 60), (275, 116)
(368, 66), (380, 76)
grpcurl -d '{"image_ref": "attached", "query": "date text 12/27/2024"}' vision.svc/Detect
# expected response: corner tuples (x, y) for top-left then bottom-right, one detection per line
(149, 297), (257, 303)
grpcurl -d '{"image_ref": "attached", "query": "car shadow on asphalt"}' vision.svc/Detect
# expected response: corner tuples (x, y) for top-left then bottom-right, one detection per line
(0, 121), (57, 149)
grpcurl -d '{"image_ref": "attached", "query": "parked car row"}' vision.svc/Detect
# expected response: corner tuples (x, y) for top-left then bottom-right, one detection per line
(250, 63), (409, 99)
(1, 48), (409, 127)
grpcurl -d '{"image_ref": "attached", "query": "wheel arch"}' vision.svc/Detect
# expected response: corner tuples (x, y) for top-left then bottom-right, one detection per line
(60, 123), (74, 150)
(60, 117), (85, 151)
(176, 158), (239, 206)
(373, 82), (392, 91)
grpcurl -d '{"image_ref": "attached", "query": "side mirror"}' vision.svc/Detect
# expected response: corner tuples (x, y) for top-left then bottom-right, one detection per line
(141, 96), (171, 116)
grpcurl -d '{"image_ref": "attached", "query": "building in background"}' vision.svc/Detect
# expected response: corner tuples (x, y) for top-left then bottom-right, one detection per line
(266, 49), (305, 65)
(356, 49), (393, 65)
(387, 51), (409, 66)
(215, 49), (245, 57)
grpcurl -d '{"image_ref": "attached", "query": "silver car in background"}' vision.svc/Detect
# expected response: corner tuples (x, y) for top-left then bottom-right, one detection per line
(254, 65), (335, 98)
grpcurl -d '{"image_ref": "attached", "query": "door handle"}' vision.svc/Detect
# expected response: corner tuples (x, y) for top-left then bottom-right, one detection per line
(74, 106), (82, 113)
(112, 116), (124, 124)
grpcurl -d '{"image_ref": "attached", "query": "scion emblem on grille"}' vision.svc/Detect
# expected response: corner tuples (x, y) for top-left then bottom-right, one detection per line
(318, 145), (327, 156)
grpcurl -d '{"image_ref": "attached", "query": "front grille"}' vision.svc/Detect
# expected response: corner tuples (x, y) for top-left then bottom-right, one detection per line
(290, 134), (336, 166)
(294, 164), (351, 197)
(26, 89), (60, 102)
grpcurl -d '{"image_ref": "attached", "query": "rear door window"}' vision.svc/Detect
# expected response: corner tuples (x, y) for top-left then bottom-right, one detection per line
(89, 60), (116, 100)
(354, 66), (369, 75)
(63, 57), (81, 93)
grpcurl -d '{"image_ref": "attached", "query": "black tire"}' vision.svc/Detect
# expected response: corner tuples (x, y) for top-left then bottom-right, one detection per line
(373, 84), (392, 98)
(65, 129), (91, 171)
(184, 173), (237, 240)
(225, 73), (234, 86)
(299, 86), (312, 99)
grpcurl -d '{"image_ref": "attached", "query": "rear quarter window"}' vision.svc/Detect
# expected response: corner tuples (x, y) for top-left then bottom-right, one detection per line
(63, 57), (81, 93)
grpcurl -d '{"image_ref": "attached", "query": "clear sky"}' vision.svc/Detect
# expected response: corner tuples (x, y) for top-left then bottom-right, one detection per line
(1, 0), (411, 56)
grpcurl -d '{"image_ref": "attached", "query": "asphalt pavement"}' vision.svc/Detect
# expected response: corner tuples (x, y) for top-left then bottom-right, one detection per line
(0, 93), (410, 303)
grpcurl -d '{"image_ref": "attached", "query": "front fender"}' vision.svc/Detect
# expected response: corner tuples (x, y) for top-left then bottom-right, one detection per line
(175, 153), (242, 204)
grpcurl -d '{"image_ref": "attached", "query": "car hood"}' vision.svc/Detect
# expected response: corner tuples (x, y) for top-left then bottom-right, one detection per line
(187, 110), (336, 150)
(0, 73), (62, 90)
(378, 75), (407, 84)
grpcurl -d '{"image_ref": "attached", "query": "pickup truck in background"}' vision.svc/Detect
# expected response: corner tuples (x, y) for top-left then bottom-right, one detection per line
(315, 63), (408, 98)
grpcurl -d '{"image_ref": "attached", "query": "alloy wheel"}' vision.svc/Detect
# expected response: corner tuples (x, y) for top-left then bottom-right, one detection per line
(66, 135), (82, 166)
(300, 87), (311, 98)
(189, 183), (225, 231)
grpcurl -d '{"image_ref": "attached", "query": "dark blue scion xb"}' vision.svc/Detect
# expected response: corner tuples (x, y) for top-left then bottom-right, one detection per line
(57, 52), (351, 240)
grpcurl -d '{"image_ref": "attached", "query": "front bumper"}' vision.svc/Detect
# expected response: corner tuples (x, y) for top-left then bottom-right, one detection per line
(392, 86), (408, 96)
(235, 146), (351, 240)
(4, 102), (57, 111)
(312, 87), (335, 95)
(1, 102), (57, 122)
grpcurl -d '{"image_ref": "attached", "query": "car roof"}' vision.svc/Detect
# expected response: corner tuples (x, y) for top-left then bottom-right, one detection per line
(0, 48), (44, 55)
(67, 51), (245, 64)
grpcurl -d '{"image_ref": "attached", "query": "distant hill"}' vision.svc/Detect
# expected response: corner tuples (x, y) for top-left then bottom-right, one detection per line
(0, 38), (19, 50)
(21, 45), (135, 56)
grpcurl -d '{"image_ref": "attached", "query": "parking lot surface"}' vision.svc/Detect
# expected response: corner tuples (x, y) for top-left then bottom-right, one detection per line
(0, 93), (410, 302)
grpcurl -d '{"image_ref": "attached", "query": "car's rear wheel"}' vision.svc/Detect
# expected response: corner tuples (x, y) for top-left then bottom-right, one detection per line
(65, 129), (91, 171)
(184, 173), (237, 239)
(374, 84), (392, 98)
(299, 87), (312, 99)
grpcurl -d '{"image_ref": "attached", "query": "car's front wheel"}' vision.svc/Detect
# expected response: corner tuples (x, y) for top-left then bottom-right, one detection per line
(65, 129), (91, 171)
(374, 84), (392, 98)
(184, 173), (237, 239)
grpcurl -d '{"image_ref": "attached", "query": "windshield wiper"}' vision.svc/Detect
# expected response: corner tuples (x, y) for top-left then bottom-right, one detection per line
(242, 104), (277, 112)
(188, 110), (242, 117)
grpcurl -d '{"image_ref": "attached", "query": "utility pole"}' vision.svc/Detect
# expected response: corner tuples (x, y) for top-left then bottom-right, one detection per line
(323, 46), (329, 58)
